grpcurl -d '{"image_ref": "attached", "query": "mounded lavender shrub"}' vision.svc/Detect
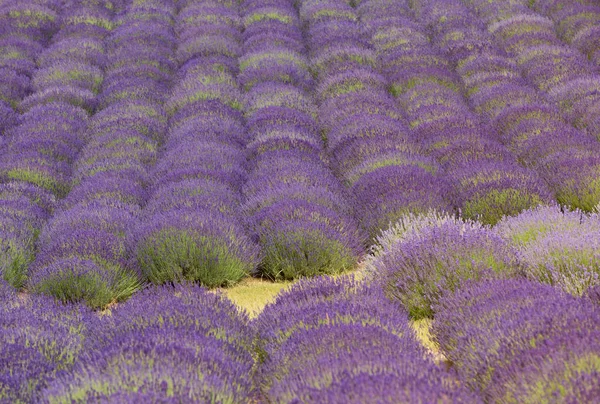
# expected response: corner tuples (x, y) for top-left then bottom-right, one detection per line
(488, 328), (600, 403)
(451, 160), (554, 225)
(254, 275), (413, 357)
(43, 334), (252, 404)
(43, 284), (253, 403)
(0, 285), (92, 403)
(250, 199), (362, 280)
(351, 164), (453, 239)
(374, 218), (523, 319)
(133, 210), (260, 287)
(0, 196), (49, 287)
(59, 174), (147, 210)
(255, 278), (477, 403)
(497, 205), (600, 295)
(433, 278), (600, 401)
(541, 150), (600, 212)
(263, 324), (465, 403)
(27, 200), (141, 307)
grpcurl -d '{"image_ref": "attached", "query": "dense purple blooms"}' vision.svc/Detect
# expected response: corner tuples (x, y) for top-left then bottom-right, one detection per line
(433, 278), (600, 402)
(2, 2), (600, 402)
(498, 205), (600, 295)
(0, 281), (92, 402)
(373, 217), (523, 319)
(42, 284), (254, 402)
(255, 275), (478, 403)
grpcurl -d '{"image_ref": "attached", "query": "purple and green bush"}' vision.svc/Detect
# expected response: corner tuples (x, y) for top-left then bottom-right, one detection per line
(433, 278), (600, 402)
(373, 216), (523, 319)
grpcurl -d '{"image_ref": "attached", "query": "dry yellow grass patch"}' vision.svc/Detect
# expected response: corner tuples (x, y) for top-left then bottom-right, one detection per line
(220, 277), (292, 318)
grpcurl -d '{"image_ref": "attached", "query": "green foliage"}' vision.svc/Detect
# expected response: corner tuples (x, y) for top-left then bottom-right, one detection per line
(137, 229), (248, 287)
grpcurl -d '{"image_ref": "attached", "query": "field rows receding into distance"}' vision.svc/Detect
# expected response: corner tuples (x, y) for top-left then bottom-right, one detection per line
(1, 0), (600, 401)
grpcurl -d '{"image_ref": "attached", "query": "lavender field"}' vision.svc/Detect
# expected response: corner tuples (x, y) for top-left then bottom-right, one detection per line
(1, 0), (600, 401)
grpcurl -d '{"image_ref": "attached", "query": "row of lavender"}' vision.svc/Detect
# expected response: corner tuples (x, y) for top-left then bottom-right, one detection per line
(3, 268), (598, 402)
(0, 276), (477, 403)
(238, 0), (363, 279)
(299, 0), (454, 241)
(17, 0), (173, 309)
(131, 0), (261, 287)
(0, 0), (113, 293)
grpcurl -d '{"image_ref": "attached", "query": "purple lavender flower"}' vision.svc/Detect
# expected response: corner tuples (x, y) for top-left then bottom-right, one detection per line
(250, 199), (363, 279)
